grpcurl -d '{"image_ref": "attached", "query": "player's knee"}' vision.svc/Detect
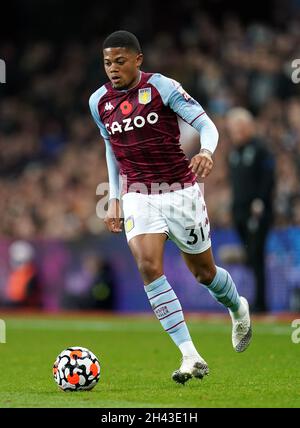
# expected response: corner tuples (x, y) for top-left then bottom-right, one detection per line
(195, 267), (216, 286)
(137, 259), (163, 284)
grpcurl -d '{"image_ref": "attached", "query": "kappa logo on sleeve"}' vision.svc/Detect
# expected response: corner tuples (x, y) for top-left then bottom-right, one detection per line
(171, 79), (198, 104)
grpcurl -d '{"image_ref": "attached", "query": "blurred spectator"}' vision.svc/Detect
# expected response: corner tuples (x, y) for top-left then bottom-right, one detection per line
(3, 240), (41, 308)
(62, 254), (115, 310)
(226, 108), (275, 312)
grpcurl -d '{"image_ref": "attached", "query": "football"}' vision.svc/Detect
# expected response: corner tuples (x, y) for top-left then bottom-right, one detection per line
(53, 346), (100, 391)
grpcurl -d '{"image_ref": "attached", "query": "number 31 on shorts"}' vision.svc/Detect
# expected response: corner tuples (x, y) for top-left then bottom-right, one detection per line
(185, 224), (205, 245)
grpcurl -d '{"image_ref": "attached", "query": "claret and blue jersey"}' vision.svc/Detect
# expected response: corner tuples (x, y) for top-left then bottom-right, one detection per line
(89, 71), (215, 193)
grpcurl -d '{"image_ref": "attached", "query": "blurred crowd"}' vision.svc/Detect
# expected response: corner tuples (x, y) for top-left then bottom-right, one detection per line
(1, 6), (300, 239)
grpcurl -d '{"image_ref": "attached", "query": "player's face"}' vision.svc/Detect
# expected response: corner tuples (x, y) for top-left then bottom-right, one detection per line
(103, 47), (143, 90)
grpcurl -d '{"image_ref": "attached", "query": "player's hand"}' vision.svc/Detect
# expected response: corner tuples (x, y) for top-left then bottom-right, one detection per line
(104, 198), (123, 233)
(189, 149), (213, 179)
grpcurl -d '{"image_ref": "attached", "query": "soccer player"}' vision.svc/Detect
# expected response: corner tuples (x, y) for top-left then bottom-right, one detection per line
(89, 30), (252, 384)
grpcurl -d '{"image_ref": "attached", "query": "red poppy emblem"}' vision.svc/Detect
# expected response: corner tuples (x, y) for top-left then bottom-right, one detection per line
(120, 100), (132, 115)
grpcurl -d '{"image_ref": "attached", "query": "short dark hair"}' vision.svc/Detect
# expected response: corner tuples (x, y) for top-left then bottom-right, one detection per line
(103, 30), (142, 53)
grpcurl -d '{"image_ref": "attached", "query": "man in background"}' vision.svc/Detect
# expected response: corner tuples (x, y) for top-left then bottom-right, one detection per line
(4, 240), (41, 308)
(226, 108), (275, 313)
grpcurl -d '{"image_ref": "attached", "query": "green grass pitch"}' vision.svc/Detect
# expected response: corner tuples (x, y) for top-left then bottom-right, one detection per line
(0, 314), (300, 408)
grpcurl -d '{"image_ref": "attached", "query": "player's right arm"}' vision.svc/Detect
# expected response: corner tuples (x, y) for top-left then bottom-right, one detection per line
(103, 139), (123, 233)
(89, 90), (123, 233)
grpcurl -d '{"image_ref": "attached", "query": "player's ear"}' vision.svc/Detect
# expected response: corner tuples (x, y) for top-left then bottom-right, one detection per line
(136, 53), (143, 68)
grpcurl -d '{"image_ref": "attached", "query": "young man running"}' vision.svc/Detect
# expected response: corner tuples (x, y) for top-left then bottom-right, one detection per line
(89, 30), (252, 384)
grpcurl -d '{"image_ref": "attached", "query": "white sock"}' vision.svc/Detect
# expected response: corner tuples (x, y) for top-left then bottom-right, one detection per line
(178, 340), (200, 358)
(230, 299), (247, 320)
(144, 275), (192, 347)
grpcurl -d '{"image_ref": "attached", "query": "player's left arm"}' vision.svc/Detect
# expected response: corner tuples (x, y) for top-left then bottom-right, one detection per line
(188, 116), (218, 179)
(149, 74), (219, 178)
(168, 82), (219, 179)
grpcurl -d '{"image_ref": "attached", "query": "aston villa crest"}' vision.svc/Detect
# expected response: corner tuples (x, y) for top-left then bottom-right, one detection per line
(138, 88), (151, 105)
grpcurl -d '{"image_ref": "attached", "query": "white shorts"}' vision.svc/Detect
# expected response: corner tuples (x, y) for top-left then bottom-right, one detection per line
(122, 183), (211, 254)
